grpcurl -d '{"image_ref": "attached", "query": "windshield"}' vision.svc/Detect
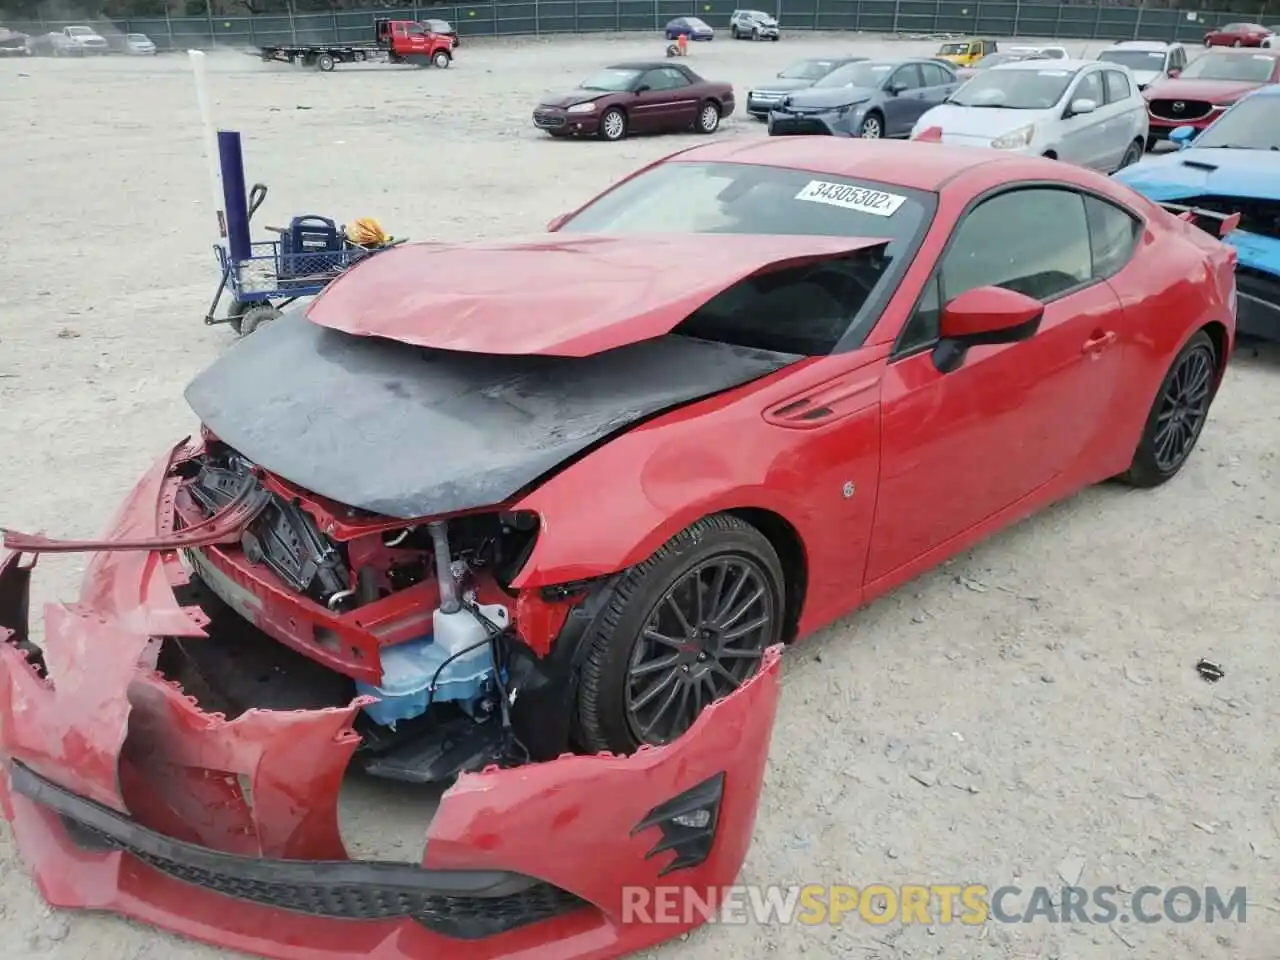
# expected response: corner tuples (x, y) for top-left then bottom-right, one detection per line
(127, 33), (148, 40)
(579, 68), (640, 91)
(949, 67), (1075, 108)
(1180, 52), (1276, 82)
(557, 161), (934, 355)
(686, 17), (710, 29)
(1194, 95), (1280, 150)
(813, 62), (891, 89)
(939, 42), (970, 54)
(779, 58), (840, 79)
(1097, 49), (1167, 70)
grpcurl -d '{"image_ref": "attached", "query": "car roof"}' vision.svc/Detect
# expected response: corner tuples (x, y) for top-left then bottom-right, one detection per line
(663, 138), (1045, 192)
(993, 58), (1095, 71)
(609, 61), (683, 70)
(1109, 40), (1176, 49)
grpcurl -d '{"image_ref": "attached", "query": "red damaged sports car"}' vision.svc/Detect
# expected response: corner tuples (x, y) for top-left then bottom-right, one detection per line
(0, 138), (1238, 960)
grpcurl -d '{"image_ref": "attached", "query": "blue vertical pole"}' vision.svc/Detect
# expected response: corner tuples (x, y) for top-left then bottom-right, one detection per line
(217, 130), (251, 263)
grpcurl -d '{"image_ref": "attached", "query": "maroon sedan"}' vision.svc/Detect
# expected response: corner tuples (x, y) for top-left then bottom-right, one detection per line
(533, 61), (734, 141)
(1202, 22), (1273, 47)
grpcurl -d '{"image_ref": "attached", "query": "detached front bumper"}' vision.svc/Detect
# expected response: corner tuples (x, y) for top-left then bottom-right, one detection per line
(0, 443), (784, 960)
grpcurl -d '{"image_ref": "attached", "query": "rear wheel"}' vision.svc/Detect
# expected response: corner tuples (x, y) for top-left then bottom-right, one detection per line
(1233, 38), (1243, 47)
(696, 100), (721, 133)
(237, 303), (282, 338)
(576, 514), (784, 753)
(316, 52), (335, 71)
(1116, 138), (1143, 170)
(1117, 330), (1217, 488)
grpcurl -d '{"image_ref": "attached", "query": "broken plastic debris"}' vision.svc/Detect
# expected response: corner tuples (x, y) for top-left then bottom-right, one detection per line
(1196, 659), (1225, 682)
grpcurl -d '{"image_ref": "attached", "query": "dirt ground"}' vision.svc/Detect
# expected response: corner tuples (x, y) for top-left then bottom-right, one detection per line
(1, 29), (1277, 960)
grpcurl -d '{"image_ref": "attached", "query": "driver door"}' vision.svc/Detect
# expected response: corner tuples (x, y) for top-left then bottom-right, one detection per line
(865, 186), (1124, 582)
(631, 68), (688, 130)
(1057, 68), (1109, 168)
(881, 64), (926, 136)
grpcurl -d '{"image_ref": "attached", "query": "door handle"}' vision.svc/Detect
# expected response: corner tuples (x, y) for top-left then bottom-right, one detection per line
(1081, 331), (1117, 354)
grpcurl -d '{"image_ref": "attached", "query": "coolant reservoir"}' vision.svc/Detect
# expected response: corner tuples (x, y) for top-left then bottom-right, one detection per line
(433, 603), (509, 663)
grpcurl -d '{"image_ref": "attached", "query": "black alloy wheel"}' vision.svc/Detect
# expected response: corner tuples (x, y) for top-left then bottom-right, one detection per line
(624, 555), (774, 745)
(1151, 339), (1215, 473)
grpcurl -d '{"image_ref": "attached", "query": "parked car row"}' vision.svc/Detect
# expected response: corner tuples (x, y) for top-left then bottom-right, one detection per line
(17, 25), (156, 56)
(664, 10), (781, 42)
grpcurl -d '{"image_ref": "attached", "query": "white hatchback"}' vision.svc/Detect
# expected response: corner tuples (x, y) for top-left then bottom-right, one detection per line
(911, 59), (1150, 172)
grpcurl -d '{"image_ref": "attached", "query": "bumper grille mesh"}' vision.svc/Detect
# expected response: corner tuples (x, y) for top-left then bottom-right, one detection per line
(65, 817), (586, 940)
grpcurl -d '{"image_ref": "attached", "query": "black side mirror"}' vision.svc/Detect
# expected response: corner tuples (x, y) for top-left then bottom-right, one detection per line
(888, 81), (906, 95)
(634, 84), (650, 94)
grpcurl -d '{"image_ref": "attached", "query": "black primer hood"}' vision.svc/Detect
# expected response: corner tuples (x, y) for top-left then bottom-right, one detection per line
(183, 311), (797, 520)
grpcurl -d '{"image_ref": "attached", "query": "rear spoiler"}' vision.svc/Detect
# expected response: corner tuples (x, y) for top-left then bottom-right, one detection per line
(1159, 202), (1241, 239)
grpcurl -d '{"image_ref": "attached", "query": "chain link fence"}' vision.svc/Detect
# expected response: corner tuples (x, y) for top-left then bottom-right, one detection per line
(5, 0), (1277, 51)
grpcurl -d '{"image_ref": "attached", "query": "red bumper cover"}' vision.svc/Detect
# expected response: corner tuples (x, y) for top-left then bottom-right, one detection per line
(0, 445), (783, 960)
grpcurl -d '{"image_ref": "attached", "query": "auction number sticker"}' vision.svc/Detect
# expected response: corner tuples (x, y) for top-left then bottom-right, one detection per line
(795, 180), (905, 217)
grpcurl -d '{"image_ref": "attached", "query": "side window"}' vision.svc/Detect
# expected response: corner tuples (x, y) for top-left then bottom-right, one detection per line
(1085, 195), (1142, 279)
(407, 22), (426, 35)
(894, 189), (1093, 356)
(660, 66), (691, 88)
(920, 62), (950, 86)
(641, 69), (673, 91)
(890, 64), (924, 90)
(1072, 70), (1104, 105)
(942, 189), (1092, 302)
(1103, 70), (1132, 103)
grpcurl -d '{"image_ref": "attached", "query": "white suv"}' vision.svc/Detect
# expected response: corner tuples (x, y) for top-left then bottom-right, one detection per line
(911, 59), (1150, 172)
(1094, 40), (1187, 89)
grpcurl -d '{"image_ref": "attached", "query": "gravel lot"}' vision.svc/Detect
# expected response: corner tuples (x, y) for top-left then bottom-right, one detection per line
(1, 29), (1277, 960)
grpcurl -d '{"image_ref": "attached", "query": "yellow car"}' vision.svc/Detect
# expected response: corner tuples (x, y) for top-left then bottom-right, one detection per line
(935, 37), (998, 67)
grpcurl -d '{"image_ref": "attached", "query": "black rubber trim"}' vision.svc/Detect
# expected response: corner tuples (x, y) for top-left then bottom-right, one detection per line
(9, 760), (589, 939)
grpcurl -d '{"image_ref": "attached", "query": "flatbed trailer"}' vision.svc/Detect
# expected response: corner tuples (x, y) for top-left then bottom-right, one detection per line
(257, 18), (454, 71)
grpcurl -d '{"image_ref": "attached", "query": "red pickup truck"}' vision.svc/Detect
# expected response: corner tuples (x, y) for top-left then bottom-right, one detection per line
(257, 17), (455, 72)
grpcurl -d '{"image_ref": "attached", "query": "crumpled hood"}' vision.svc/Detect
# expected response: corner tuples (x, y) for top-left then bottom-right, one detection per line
(916, 102), (1046, 139)
(1143, 78), (1264, 102)
(781, 86), (875, 109)
(538, 89), (606, 108)
(306, 232), (882, 356)
(1113, 148), (1280, 202)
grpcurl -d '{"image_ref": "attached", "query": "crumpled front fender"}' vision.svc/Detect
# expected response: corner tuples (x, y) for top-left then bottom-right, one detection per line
(0, 445), (784, 960)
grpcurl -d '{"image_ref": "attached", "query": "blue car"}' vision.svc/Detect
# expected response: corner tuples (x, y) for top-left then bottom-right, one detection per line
(665, 16), (715, 41)
(1113, 86), (1280, 342)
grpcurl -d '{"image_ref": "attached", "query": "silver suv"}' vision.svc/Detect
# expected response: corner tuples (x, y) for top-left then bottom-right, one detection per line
(730, 9), (779, 41)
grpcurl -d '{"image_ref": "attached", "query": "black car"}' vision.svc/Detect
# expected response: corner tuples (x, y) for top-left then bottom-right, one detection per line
(767, 58), (961, 139)
(746, 55), (868, 118)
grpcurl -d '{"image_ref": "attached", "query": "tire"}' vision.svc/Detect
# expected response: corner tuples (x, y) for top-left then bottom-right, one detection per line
(751, 26), (760, 39)
(1116, 138), (1142, 170)
(226, 299), (253, 335)
(771, 34), (779, 40)
(1145, 134), (1157, 152)
(1203, 37), (1212, 47)
(432, 50), (450, 68)
(858, 111), (883, 138)
(1233, 39), (1242, 47)
(695, 100), (721, 134)
(598, 106), (627, 141)
(1116, 330), (1217, 488)
(576, 513), (785, 753)
(731, 25), (740, 38)
(237, 303), (282, 337)
(316, 52), (335, 71)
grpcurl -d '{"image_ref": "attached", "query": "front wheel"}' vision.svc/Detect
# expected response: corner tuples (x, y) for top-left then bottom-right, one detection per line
(432, 50), (450, 68)
(598, 106), (627, 141)
(695, 100), (721, 134)
(1116, 330), (1217, 488)
(316, 52), (335, 71)
(751, 26), (759, 39)
(858, 112), (883, 138)
(575, 514), (785, 753)
(1233, 38), (1243, 47)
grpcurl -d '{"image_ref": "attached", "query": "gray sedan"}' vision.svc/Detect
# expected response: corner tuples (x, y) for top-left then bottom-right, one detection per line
(746, 55), (868, 118)
(767, 58), (962, 138)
